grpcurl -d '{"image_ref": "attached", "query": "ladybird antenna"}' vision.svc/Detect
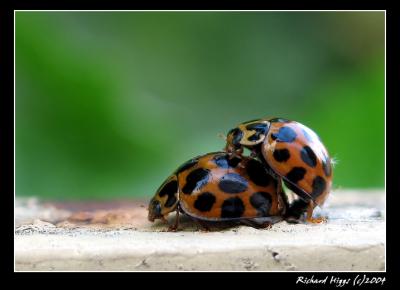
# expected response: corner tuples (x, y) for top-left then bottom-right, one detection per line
(217, 132), (226, 141)
(331, 156), (339, 167)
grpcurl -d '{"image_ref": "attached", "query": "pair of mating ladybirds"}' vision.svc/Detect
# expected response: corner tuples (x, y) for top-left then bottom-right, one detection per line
(148, 117), (333, 231)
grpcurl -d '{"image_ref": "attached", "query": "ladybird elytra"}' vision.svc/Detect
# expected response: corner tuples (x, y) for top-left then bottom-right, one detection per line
(148, 152), (287, 230)
(224, 117), (333, 223)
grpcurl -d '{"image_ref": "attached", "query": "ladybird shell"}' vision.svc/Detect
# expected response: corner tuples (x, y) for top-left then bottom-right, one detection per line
(176, 152), (285, 221)
(262, 120), (333, 206)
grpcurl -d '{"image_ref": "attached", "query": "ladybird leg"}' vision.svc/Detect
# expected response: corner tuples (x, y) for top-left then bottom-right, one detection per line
(285, 198), (327, 224)
(228, 147), (244, 159)
(228, 147), (247, 169)
(196, 219), (211, 232)
(249, 149), (258, 159)
(241, 216), (282, 229)
(284, 198), (309, 224)
(187, 216), (210, 232)
(305, 200), (327, 224)
(167, 206), (180, 232)
(282, 180), (322, 223)
(277, 177), (290, 213)
(225, 142), (243, 156)
(161, 216), (169, 224)
(240, 219), (272, 229)
(277, 176), (283, 196)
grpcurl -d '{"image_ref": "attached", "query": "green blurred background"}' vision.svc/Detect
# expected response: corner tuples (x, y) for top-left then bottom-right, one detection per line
(16, 12), (385, 200)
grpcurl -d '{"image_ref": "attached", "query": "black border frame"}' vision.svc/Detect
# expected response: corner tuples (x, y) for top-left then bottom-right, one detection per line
(3, 3), (398, 288)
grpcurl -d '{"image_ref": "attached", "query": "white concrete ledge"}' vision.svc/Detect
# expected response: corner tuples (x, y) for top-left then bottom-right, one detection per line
(14, 190), (385, 271)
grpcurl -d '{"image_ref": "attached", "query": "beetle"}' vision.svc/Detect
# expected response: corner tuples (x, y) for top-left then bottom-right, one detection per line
(148, 152), (287, 231)
(224, 117), (333, 223)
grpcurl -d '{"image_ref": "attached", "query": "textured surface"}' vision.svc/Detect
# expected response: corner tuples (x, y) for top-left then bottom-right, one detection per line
(14, 190), (385, 271)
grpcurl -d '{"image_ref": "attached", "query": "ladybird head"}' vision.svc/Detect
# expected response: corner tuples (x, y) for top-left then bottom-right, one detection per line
(148, 175), (179, 222)
(225, 119), (270, 153)
(148, 198), (163, 221)
(225, 127), (243, 153)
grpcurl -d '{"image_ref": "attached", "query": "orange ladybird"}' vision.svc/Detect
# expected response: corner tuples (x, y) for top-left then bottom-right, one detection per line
(225, 117), (333, 223)
(148, 152), (287, 230)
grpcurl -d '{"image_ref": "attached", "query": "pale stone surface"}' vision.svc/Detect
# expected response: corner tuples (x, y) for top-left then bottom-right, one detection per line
(14, 190), (385, 271)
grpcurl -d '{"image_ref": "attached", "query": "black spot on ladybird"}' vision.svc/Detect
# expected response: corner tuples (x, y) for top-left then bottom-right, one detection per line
(218, 173), (248, 194)
(271, 126), (297, 143)
(221, 197), (245, 218)
(213, 154), (241, 168)
(248, 133), (263, 142)
(228, 128), (243, 148)
(311, 176), (326, 198)
(194, 192), (216, 212)
(245, 123), (268, 142)
(273, 148), (291, 162)
(245, 123), (268, 132)
(300, 146), (317, 168)
(322, 158), (332, 177)
(250, 192), (272, 216)
(246, 159), (271, 186)
(158, 179), (178, 208)
(176, 158), (198, 174)
(286, 167), (306, 184)
(165, 194), (177, 208)
(182, 168), (210, 195)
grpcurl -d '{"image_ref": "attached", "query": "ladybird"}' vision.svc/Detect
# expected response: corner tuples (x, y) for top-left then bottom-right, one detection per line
(148, 152), (287, 231)
(224, 117), (333, 223)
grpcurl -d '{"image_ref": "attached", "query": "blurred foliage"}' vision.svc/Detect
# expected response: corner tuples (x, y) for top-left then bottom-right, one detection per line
(15, 12), (385, 200)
